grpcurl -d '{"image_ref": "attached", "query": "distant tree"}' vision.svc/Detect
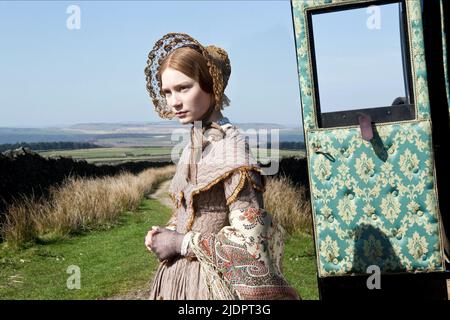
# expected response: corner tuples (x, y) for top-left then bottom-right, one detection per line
(262, 141), (305, 150)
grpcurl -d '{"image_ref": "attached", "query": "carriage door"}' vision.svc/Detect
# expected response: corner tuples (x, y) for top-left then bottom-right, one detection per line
(291, 0), (447, 298)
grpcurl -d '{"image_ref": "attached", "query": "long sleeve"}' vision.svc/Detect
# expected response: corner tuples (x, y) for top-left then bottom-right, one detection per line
(165, 210), (177, 231)
(183, 168), (299, 300)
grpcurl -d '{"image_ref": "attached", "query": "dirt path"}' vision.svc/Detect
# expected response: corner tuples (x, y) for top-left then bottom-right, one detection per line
(147, 179), (175, 210)
(100, 179), (173, 300)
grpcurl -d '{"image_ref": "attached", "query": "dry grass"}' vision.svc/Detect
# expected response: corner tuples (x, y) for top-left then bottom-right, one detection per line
(264, 175), (312, 235)
(1, 166), (175, 248)
(2, 166), (312, 248)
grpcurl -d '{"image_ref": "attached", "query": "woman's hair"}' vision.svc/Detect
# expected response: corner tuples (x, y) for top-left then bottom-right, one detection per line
(157, 47), (214, 96)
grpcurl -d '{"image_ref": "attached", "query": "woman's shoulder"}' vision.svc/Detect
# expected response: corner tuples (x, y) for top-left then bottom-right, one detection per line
(203, 122), (238, 142)
(204, 124), (258, 168)
(216, 123), (245, 144)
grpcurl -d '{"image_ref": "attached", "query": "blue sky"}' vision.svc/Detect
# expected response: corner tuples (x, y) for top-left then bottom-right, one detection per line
(312, 3), (406, 112)
(0, 1), (406, 128)
(0, 1), (302, 128)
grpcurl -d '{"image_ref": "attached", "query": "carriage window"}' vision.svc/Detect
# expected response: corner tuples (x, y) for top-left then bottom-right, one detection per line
(307, 0), (414, 128)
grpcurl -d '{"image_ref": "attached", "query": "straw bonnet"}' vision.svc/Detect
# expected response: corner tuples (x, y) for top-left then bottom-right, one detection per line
(144, 32), (231, 119)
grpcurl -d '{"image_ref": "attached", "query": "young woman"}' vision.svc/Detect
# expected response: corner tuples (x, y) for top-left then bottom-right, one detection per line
(144, 32), (300, 300)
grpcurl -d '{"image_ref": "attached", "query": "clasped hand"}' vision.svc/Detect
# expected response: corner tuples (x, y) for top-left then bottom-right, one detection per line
(145, 226), (184, 261)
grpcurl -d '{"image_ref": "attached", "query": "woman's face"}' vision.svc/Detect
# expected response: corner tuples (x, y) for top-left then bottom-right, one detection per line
(161, 67), (212, 125)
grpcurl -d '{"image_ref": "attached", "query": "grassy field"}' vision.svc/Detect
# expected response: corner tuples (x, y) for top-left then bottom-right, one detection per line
(92, 136), (174, 147)
(0, 199), (170, 299)
(283, 231), (318, 299)
(0, 198), (318, 300)
(37, 146), (305, 164)
(38, 147), (175, 163)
